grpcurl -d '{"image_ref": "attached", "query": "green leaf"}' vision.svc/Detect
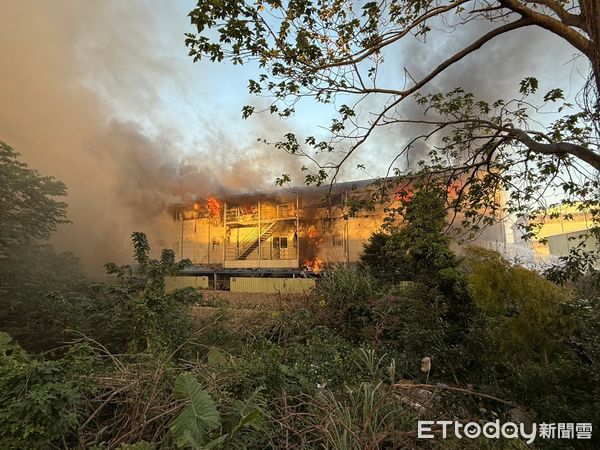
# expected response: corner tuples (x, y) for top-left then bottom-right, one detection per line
(170, 373), (221, 448)
(207, 347), (228, 367)
(519, 77), (538, 95)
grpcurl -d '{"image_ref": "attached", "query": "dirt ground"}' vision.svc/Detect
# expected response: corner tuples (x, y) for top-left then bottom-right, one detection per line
(191, 290), (310, 329)
(199, 290), (309, 310)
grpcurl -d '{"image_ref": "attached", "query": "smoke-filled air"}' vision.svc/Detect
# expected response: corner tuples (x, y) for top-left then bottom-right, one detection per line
(0, 1), (306, 271)
(0, 1), (586, 272)
(2, 1), (600, 448)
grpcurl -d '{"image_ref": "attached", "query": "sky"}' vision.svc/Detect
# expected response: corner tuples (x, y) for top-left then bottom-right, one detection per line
(0, 1), (589, 271)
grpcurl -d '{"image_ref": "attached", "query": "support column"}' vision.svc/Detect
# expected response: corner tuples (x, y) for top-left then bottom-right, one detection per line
(223, 202), (227, 265)
(180, 213), (184, 260)
(258, 201), (261, 268)
(296, 194), (300, 268)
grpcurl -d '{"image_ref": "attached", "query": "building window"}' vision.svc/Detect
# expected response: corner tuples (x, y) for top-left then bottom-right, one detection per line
(332, 233), (344, 247)
(273, 236), (288, 249)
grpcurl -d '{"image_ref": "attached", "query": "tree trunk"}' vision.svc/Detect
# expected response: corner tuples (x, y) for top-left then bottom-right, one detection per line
(580, 0), (600, 109)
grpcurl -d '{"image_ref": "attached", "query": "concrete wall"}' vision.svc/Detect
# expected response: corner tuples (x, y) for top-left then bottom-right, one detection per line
(547, 231), (598, 257)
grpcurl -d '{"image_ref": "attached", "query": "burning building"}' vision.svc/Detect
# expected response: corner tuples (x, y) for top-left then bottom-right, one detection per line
(157, 179), (507, 284)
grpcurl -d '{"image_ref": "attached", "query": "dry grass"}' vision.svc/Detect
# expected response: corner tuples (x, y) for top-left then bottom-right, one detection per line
(191, 290), (311, 331)
(200, 290), (308, 310)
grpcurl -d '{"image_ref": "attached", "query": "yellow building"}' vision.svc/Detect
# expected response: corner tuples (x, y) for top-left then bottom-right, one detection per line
(153, 179), (506, 285)
(532, 204), (598, 257)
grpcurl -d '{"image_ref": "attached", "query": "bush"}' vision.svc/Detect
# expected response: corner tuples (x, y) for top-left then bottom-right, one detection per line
(0, 245), (88, 351)
(314, 266), (380, 338)
(360, 187), (456, 285)
(464, 246), (571, 365)
(0, 333), (90, 449)
(74, 233), (201, 353)
(289, 326), (355, 388)
(366, 283), (449, 369)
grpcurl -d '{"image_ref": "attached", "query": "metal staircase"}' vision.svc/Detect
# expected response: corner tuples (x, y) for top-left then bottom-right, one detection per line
(235, 222), (277, 260)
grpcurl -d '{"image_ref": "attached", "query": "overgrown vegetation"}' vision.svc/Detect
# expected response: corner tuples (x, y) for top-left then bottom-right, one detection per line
(1, 148), (598, 448)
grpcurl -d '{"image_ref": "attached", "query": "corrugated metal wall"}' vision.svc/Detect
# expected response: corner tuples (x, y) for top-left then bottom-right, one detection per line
(230, 277), (315, 293)
(165, 276), (209, 292)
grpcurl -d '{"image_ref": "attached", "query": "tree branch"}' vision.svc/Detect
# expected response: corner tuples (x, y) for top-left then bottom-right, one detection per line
(524, 0), (585, 29)
(305, 0), (472, 71)
(508, 126), (600, 170)
(500, 0), (591, 55)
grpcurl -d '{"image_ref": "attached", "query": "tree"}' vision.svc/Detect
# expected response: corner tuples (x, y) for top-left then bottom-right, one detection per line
(185, 0), (600, 240)
(0, 142), (76, 350)
(361, 186), (455, 282)
(361, 187), (478, 360)
(464, 246), (570, 365)
(0, 141), (68, 256)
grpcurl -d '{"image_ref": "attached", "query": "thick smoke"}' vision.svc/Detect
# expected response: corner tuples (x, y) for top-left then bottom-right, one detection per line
(0, 1), (301, 272)
(0, 1), (587, 272)
(352, 15), (588, 174)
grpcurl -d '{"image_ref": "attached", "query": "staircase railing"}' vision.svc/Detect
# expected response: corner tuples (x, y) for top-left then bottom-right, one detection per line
(226, 222), (277, 260)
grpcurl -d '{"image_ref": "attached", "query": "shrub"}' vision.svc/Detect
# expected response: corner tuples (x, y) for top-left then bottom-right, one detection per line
(289, 326), (355, 388)
(464, 247), (571, 365)
(366, 283), (449, 369)
(0, 333), (89, 449)
(504, 355), (600, 449)
(77, 233), (201, 353)
(314, 266), (380, 338)
(0, 245), (88, 351)
(360, 187), (457, 285)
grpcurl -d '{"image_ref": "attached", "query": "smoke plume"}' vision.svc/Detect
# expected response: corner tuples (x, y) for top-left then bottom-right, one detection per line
(0, 1), (301, 272)
(0, 1), (587, 272)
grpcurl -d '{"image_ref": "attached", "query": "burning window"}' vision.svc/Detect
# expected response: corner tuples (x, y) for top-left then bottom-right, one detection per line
(332, 232), (343, 247)
(206, 197), (222, 219)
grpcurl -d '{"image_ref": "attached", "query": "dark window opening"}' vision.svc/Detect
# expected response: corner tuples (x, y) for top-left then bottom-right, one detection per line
(273, 236), (288, 249)
(332, 233), (344, 247)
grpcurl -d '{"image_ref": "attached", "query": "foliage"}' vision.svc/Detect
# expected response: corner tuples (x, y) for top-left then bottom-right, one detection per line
(185, 0), (600, 255)
(544, 227), (600, 284)
(0, 244), (88, 351)
(170, 372), (222, 448)
(506, 354), (600, 441)
(84, 232), (199, 353)
(358, 188), (481, 375)
(0, 333), (90, 449)
(0, 142), (80, 352)
(289, 326), (355, 387)
(170, 372), (268, 449)
(314, 265), (379, 336)
(464, 246), (571, 365)
(0, 141), (68, 256)
(366, 284), (449, 368)
(308, 381), (411, 449)
(361, 187), (456, 283)
(1, 145), (599, 448)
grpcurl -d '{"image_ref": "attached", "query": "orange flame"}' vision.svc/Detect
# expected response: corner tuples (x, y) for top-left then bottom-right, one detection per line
(448, 179), (464, 199)
(307, 227), (318, 238)
(394, 189), (414, 203)
(303, 257), (323, 273)
(206, 197), (222, 218)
